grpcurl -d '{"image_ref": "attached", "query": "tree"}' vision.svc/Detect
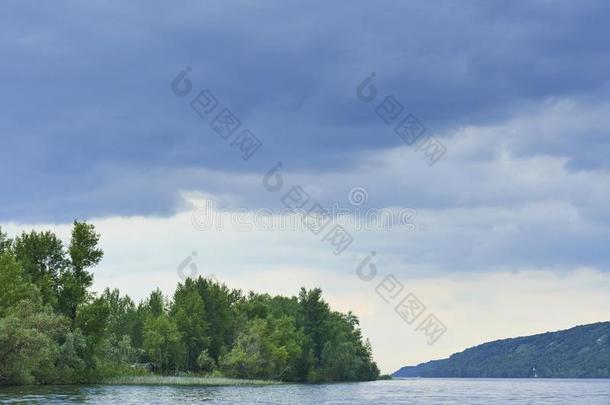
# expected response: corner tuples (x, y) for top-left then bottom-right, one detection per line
(68, 221), (104, 272)
(192, 277), (238, 362)
(99, 334), (138, 373)
(13, 230), (67, 308)
(0, 252), (40, 317)
(0, 300), (68, 384)
(298, 288), (330, 367)
(221, 316), (304, 381)
(75, 296), (111, 367)
(55, 329), (88, 383)
(0, 228), (11, 254)
(196, 349), (216, 373)
(130, 302), (148, 352)
(171, 279), (209, 371)
(99, 288), (138, 340)
(59, 221), (103, 321)
(319, 312), (379, 381)
(143, 315), (185, 373)
(143, 289), (166, 318)
(267, 315), (305, 381)
(221, 319), (271, 379)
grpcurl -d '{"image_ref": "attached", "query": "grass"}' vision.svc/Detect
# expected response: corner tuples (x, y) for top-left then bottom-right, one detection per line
(103, 375), (281, 386)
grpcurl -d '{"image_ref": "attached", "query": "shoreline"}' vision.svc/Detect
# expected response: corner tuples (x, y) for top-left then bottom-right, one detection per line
(0, 375), (391, 388)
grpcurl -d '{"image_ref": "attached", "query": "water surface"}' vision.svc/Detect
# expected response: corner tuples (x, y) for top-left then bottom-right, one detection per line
(1, 378), (609, 404)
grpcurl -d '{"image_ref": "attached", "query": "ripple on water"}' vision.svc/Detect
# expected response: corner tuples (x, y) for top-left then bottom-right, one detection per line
(1, 379), (609, 404)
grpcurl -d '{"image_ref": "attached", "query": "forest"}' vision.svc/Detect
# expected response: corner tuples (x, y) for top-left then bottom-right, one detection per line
(393, 321), (610, 378)
(0, 222), (379, 385)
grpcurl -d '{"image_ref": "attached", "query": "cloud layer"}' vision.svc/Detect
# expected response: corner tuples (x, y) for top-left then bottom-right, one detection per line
(3, 0), (610, 219)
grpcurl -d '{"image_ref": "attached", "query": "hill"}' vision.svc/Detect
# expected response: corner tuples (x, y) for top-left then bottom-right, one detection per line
(393, 322), (610, 378)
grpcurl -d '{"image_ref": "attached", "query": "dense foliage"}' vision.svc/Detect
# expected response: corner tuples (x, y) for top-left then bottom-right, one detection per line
(0, 224), (379, 385)
(394, 322), (610, 378)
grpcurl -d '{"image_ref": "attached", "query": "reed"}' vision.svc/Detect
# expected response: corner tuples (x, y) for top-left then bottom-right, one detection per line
(103, 375), (281, 386)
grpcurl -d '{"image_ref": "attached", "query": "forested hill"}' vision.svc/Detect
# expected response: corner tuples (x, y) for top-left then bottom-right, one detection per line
(394, 322), (610, 378)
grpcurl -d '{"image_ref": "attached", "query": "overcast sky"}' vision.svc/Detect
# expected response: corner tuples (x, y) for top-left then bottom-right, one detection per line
(2, 0), (610, 373)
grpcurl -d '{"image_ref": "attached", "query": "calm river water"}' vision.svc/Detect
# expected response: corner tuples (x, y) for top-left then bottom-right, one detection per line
(1, 378), (609, 404)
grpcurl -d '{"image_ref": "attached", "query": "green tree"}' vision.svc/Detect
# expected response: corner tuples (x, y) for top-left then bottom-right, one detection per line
(0, 252), (40, 317)
(99, 334), (138, 374)
(221, 316), (304, 381)
(319, 312), (379, 381)
(143, 315), (185, 373)
(74, 296), (111, 372)
(0, 228), (11, 253)
(129, 302), (148, 353)
(100, 288), (138, 340)
(171, 279), (209, 371)
(13, 230), (67, 308)
(0, 300), (68, 384)
(144, 288), (166, 318)
(192, 277), (238, 362)
(267, 315), (305, 381)
(196, 349), (216, 373)
(59, 221), (103, 321)
(221, 318), (271, 379)
(298, 288), (329, 367)
(55, 329), (88, 383)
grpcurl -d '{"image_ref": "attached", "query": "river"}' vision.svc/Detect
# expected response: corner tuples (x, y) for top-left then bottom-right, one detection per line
(1, 378), (609, 404)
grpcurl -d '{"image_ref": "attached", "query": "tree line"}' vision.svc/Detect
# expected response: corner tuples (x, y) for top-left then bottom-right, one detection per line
(0, 223), (379, 385)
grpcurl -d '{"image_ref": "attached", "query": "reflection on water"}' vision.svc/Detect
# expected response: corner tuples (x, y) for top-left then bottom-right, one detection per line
(1, 379), (609, 404)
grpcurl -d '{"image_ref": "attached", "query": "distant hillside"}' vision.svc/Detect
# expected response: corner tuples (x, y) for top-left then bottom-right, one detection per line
(394, 322), (610, 378)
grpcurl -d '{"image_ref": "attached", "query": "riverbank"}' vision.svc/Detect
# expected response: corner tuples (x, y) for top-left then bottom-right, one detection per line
(102, 375), (281, 386)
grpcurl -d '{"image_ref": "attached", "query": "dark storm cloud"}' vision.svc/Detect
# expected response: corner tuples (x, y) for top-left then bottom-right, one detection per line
(1, 0), (610, 221)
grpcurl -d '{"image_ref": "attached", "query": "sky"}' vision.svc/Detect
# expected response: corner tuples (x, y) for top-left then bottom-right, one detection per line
(2, 0), (610, 373)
